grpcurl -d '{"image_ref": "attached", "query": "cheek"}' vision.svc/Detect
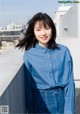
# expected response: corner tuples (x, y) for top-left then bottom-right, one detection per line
(48, 30), (52, 37)
(34, 31), (40, 40)
(34, 31), (40, 37)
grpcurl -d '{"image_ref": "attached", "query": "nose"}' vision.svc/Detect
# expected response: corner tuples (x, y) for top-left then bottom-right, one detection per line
(41, 29), (46, 35)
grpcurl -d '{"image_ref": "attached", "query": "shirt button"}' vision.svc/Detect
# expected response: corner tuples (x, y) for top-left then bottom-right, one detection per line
(48, 55), (50, 57)
(50, 63), (51, 66)
(50, 73), (53, 76)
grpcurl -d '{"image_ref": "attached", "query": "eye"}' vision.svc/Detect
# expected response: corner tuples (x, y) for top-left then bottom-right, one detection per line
(45, 26), (50, 29)
(36, 29), (41, 31)
(35, 27), (41, 31)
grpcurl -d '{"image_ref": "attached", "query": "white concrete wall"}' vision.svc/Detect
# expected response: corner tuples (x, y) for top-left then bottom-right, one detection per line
(78, 4), (80, 38)
(54, 11), (64, 36)
(59, 4), (78, 38)
(54, 5), (71, 36)
(0, 48), (23, 97)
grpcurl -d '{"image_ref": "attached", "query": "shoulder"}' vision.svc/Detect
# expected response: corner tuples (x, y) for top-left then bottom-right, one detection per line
(24, 47), (36, 55)
(23, 47), (36, 61)
(56, 43), (71, 53)
(56, 43), (72, 60)
(56, 43), (68, 51)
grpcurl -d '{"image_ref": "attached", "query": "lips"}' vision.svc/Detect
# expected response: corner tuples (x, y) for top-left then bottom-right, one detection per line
(41, 36), (48, 40)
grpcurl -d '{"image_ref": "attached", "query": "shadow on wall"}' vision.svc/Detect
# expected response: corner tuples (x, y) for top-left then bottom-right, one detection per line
(76, 88), (80, 114)
(0, 64), (27, 114)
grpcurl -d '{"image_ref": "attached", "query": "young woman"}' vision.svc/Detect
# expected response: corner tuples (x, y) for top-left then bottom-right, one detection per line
(16, 12), (75, 114)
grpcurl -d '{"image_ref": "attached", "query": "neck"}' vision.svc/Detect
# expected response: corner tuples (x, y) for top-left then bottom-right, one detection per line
(38, 42), (48, 48)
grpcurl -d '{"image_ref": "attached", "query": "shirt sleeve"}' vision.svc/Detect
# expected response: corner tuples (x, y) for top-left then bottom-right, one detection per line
(64, 50), (75, 114)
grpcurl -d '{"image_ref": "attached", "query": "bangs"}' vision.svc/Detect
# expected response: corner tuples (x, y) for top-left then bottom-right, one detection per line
(39, 19), (51, 28)
(40, 19), (51, 28)
(33, 13), (52, 28)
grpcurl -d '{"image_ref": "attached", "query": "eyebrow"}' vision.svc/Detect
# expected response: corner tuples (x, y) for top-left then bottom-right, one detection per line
(35, 26), (41, 29)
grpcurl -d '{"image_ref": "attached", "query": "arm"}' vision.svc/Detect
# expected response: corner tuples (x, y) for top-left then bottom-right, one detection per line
(64, 53), (75, 114)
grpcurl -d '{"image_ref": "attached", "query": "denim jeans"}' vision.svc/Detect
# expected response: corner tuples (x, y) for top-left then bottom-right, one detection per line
(32, 87), (65, 114)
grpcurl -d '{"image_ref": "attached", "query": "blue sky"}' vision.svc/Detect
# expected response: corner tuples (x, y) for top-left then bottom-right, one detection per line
(0, 0), (72, 27)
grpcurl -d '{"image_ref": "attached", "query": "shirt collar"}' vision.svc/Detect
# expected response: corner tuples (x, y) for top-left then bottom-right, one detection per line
(35, 43), (52, 53)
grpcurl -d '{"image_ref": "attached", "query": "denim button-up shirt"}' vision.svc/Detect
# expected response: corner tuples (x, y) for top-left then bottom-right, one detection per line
(23, 43), (75, 114)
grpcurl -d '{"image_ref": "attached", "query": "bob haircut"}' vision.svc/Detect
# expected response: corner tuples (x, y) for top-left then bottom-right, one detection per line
(16, 12), (57, 50)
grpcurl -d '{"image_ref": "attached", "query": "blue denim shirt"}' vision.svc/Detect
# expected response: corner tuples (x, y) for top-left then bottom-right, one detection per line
(23, 43), (75, 114)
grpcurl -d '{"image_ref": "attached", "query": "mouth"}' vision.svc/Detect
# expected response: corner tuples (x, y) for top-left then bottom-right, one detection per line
(41, 36), (48, 40)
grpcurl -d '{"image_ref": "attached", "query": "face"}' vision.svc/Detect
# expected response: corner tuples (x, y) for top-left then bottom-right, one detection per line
(34, 21), (52, 48)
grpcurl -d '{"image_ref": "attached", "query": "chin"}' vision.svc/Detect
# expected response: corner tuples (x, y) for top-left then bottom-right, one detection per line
(41, 42), (48, 44)
(41, 39), (49, 43)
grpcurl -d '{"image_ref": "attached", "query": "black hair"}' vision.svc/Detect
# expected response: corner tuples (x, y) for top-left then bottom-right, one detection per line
(16, 12), (57, 50)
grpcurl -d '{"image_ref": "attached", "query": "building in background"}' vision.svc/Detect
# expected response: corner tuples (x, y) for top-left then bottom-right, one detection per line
(0, 23), (22, 41)
(54, 4), (80, 38)
(0, 23), (22, 50)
